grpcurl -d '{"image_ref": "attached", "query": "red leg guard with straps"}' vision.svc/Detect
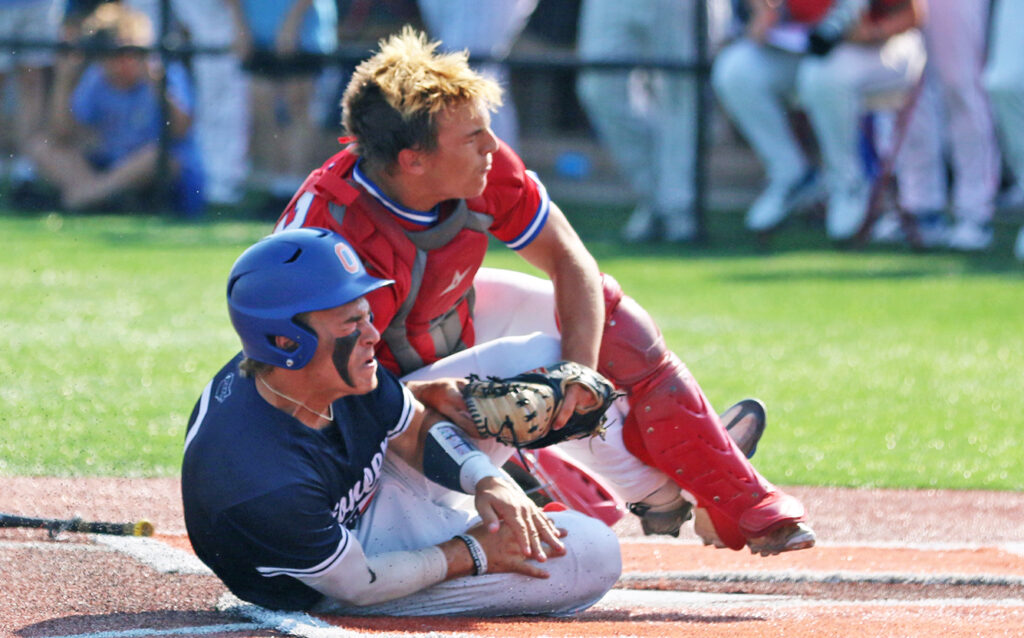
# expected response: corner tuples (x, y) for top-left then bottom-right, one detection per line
(596, 274), (806, 550)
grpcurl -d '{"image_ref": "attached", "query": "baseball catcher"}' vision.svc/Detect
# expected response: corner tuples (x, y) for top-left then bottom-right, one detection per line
(274, 28), (816, 557)
(461, 361), (621, 449)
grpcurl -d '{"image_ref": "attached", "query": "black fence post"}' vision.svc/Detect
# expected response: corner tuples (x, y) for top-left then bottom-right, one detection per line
(155, 0), (172, 214)
(694, 0), (710, 243)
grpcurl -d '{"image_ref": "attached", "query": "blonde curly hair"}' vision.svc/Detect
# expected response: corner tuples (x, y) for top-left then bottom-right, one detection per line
(341, 26), (503, 169)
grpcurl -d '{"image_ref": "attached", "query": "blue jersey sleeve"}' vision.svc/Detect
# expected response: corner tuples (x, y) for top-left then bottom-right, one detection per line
(370, 366), (416, 439)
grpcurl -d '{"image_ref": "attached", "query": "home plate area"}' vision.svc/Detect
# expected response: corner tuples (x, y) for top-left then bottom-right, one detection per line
(3, 483), (1024, 638)
(197, 536), (1024, 638)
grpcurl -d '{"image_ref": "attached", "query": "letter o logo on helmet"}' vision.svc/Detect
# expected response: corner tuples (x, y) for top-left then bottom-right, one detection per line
(335, 242), (361, 274)
(226, 228), (394, 370)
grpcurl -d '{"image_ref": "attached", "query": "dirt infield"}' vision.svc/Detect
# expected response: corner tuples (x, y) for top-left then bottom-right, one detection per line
(3, 479), (1023, 638)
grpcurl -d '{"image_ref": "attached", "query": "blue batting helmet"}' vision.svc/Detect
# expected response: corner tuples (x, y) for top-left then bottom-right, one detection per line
(226, 228), (392, 369)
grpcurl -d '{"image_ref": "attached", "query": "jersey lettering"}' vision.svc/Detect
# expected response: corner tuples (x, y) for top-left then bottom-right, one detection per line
(333, 439), (387, 527)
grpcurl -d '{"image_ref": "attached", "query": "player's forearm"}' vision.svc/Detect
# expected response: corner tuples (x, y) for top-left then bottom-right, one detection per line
(517, 204), (604, 367)
(330, 538), (485, 607)
(299, 526), (482, 607)
(301, 543), (451, 607)
(550, 257), (603, 368)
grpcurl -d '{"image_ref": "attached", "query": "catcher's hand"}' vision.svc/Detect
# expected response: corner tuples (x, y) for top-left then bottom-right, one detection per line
(461, 361), (622, 449)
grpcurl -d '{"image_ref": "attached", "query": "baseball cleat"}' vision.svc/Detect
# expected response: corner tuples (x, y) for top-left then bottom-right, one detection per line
(745, 168), (822, 232)
(746, 522), (816, 557)
(720, 398), (767, 459)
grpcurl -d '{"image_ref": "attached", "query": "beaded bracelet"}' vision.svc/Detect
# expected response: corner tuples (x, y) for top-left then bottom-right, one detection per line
(454, 534), (488, 576)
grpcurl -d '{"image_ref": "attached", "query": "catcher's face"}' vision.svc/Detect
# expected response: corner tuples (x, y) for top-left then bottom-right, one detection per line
(305, 298), (380, 396)
(418, 100), (499, 201)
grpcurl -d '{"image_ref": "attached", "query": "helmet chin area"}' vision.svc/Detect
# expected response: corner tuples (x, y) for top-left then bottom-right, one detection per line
(331, 330), (361, 386)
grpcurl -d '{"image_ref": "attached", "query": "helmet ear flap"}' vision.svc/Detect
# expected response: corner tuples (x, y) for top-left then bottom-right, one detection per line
(271, 318), (318, 369)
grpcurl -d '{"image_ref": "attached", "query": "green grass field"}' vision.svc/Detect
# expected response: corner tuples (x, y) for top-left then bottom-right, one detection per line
(1, 205), (1021, 491)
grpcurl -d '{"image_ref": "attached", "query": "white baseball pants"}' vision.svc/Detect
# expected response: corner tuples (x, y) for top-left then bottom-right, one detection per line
(897, 0), (999, 222)
(984, 0), (1024, 189)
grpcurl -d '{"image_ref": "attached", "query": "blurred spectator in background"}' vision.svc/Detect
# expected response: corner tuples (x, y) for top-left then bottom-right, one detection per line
(716, 0), (925, 242)
(0, 0), (63, 193)
(125, 0), (251, 206)
(799, 0), (925, 242)
(417, 0), (538, 152)
(984, 0), (1024, 261)
(713, 0), (826, 236)
(874, 0), (999, 251)
(576, 0), (706, 244)
(226, 0), (337, 205)
(28, 2), (204, 216)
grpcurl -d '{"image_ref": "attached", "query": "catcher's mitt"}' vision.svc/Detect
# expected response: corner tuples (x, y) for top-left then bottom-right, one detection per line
(461, 361), (622, 449)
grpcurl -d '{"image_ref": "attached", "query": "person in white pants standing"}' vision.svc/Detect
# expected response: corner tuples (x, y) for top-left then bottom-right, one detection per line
(0, 0), (61, 186)
(891, 0), (1000, 251)
(797, 0), (926, 241)
(714, 0), (925, 241)
(575, 0), (703, 244)
(983, 0), (1024, 261)
(712, 1), (825, 236)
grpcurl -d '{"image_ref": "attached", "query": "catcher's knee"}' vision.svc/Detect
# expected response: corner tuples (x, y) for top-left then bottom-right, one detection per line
(597, 279), (673, 390)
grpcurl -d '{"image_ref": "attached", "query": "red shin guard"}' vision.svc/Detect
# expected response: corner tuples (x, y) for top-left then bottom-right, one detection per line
(597, 275), (805, 550)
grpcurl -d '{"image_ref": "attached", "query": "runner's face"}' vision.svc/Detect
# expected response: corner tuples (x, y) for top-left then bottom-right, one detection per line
(306, 298), (380, 395)
(421, 101), (500, 200)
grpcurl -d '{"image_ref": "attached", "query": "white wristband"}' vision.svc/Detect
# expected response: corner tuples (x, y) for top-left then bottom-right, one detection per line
(458, 452), (505, 494)
(423, 421), (504, 494)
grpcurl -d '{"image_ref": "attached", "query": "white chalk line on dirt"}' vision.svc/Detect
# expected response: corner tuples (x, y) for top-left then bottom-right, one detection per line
(219, 594), (480, 638)
(12, 535), (1024, 638)
(214, 590), (1024, 638)
(34, 591), (1024, 638)
(596, 590), (1024, 611)
(622, 535), (1024, 553)
(37, 623), (265, 638)
(92, 534), (211, 574)
(7, 536), (1024, 587)
(620, 570), (1024, 587)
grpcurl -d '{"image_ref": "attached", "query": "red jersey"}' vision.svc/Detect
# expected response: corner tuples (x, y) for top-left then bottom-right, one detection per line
(787, 0), (910, 24)
(274, 141), (551, 375)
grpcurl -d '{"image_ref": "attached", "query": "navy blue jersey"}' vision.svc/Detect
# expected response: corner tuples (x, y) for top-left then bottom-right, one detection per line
(181, 353), (415, 610)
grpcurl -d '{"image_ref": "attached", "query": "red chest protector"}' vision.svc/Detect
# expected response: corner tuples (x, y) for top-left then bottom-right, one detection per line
(278, 150), (495, 375)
